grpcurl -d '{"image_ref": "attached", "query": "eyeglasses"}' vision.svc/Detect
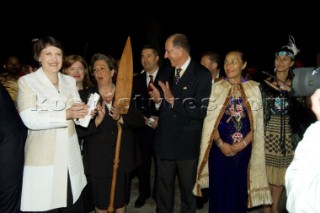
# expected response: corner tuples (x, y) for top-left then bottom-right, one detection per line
(67, 67), (85, 72)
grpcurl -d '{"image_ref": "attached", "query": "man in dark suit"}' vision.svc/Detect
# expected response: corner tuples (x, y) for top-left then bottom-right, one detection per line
(0, 82), (27, 212)
(149, 33), (212, 213)
(131, 44), (164, 208)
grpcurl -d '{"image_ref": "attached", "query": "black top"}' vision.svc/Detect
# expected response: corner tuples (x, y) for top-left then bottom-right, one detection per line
(76, 87), (144, 177)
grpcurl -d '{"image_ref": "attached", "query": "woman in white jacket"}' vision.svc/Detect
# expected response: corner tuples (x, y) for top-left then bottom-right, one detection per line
(17, 37), (89, 212)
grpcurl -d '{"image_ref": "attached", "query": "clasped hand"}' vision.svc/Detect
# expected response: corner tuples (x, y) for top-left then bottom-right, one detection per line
(94, 101), (121, 126)
(221, 142), (247, 157)
(213, 129), (247, 157)
(67, 102), (91, 120)
(109, 106), (121, 121)
(144, 116), (158, 129)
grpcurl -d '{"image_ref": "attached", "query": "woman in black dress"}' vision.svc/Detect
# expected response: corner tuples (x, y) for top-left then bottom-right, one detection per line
(76, 53), (143, 213)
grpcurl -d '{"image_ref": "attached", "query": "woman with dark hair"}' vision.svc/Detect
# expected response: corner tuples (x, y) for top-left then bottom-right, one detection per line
(261, 36), (308, 213)
(194, 50), (271, 213)
(17, 36), (89, 212)
(76, 53), (144, 213)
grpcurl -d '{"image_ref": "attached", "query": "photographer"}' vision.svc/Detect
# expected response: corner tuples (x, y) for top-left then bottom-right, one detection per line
(285, 88), (320, 213)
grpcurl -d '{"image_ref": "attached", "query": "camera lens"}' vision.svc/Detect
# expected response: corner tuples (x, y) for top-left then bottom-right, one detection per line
(292, 67), (320, 97)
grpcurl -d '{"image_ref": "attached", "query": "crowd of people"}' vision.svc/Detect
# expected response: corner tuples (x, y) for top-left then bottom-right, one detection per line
(0, 33), (318, 213)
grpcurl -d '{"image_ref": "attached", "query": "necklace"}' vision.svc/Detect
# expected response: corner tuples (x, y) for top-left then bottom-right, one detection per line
(99, 84), (115, 102)
(99, 84), (115, 95)
(46, 74), (59, 85)
(276, 79), (290, 90)
(227, 84), (244, 143)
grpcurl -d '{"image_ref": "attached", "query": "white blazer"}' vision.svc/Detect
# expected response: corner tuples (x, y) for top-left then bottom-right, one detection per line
(17, 68), (87, 211)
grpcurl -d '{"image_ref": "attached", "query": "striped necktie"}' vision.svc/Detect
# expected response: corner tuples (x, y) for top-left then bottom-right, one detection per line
(148, 75), (153, 91)
(174, 68), (182, 84)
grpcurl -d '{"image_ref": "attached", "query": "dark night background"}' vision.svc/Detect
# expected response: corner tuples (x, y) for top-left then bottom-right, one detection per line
(1, 3), (320, 75)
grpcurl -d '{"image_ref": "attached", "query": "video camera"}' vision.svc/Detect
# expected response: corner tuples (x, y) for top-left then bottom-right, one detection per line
(291, 67), (320, 97)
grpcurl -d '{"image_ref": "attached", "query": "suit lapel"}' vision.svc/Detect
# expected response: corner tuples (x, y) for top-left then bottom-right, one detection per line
(169, 68), (176, 90)
(37, 68), (61, 98)
(172, 62), (194, 96)
(143, 73), (148, 93)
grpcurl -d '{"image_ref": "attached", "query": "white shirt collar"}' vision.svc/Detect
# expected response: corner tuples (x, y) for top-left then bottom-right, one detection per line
(180, 57), (191, 71)
(145, 68), (159, 85)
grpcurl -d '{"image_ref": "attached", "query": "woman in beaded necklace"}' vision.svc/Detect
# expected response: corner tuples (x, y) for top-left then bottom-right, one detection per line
(194, 50), (271, 213)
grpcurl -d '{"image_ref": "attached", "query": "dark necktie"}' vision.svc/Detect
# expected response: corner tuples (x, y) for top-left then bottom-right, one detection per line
(174, 68), (182, 84)
(148, 74), (154, 91)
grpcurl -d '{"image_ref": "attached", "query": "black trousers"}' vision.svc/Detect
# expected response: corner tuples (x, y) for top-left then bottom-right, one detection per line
(155, 155), (197, 213)
(133, 126), (156, 198)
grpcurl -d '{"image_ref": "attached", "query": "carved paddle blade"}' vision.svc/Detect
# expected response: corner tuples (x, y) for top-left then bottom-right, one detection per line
(114, 36), (133, 114)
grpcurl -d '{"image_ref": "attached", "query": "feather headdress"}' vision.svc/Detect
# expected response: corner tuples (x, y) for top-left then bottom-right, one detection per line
(282, 35), (300, 56)
(275, 35), (300, 59)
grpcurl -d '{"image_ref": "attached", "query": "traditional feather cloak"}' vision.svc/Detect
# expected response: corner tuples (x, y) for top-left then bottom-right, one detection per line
(193, 79), (272, 208)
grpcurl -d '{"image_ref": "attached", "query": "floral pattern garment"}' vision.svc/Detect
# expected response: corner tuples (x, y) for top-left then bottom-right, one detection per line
(209, 96), (252, 213)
